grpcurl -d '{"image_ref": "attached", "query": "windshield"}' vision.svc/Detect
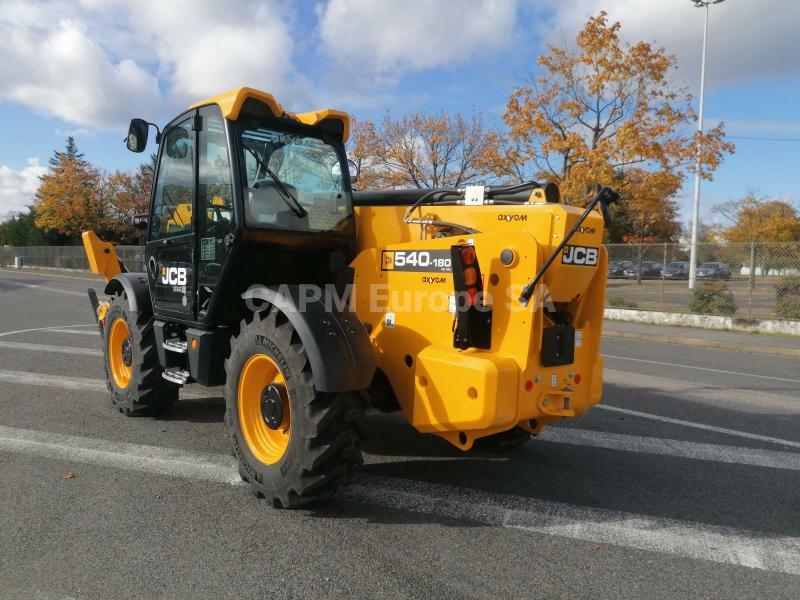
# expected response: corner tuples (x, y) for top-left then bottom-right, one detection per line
(238, 119), (352, 232)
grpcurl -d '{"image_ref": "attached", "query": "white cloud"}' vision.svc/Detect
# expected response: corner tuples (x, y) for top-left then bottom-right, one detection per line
(0, 12), (162, 130)
(537, 0), (800, 90)
(0, 0), (303, 131)
(318, 0), (519, 75)
(0, 159), (47, 217)
(120, 1), (299, 106)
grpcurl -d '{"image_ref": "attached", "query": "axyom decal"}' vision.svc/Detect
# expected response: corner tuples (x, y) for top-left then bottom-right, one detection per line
(561, 245), (599, 266)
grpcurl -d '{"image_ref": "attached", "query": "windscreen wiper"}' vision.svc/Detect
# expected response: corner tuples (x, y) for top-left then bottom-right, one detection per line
(245, 147), (308, 218)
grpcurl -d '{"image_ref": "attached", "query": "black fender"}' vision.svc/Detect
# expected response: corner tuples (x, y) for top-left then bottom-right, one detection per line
(242, 285), (376, 393)
(105, 273), (151, 314)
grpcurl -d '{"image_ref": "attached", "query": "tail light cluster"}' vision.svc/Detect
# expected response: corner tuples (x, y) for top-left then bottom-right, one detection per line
(451, 244), (492, 350)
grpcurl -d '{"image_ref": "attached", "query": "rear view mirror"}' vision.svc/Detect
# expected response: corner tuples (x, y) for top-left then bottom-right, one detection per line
(331, 159), (359, 182)
(132, 214), (149, 230)
(166, 128), (190, 159)
(126, 118), (149, 153)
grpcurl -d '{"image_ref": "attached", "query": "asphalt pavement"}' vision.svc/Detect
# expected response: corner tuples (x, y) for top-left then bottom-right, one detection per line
(0, 268), (799, 599)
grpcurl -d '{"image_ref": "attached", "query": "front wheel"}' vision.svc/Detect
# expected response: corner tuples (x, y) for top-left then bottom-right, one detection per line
(224, 305), (366, 508)
(103, 293), (178, 416)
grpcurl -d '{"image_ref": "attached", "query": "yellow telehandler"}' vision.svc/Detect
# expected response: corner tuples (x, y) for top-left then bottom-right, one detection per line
(83, 87), (617, 507)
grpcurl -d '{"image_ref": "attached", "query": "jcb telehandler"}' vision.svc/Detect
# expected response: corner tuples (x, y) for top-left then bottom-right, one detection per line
(83, 87), (617, 508)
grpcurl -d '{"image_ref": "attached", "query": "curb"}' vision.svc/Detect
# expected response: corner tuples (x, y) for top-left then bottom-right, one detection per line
(603, 329), (800, 359)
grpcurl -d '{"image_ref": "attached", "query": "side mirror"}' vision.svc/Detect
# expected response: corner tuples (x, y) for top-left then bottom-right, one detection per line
(332, 159), (359, 182)
(166, 128), (190, 159)
(347, 159), (359, 182)
(132, 214), (149, 230)
(126, 119), (149, 153)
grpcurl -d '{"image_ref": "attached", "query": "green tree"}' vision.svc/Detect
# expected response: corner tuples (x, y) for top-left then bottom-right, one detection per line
(0, 207), (48, 246)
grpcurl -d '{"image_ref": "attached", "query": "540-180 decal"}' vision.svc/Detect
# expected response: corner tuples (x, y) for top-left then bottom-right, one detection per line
(381, 250), (452, 273)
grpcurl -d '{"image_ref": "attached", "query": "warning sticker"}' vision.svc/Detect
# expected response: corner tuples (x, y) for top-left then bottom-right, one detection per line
(200, 237), (216, 261)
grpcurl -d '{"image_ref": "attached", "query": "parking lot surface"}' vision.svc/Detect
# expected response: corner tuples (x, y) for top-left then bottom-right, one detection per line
(1, 269), (798, 599)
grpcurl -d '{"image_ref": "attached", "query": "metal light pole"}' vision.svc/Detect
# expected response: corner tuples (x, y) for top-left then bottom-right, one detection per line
(688, 0), (725, 289)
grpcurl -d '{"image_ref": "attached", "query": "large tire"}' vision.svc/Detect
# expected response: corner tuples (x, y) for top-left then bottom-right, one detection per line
(103, 293), (178, 416)
(224, 305), (366, 508)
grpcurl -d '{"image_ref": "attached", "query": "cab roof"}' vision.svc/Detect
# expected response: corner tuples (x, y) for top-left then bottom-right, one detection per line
(189, 87), (351, 142)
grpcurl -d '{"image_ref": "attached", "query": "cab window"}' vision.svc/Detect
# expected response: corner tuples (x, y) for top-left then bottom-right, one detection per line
(238, 118), (352, 232)
(151, 119), (194, 239)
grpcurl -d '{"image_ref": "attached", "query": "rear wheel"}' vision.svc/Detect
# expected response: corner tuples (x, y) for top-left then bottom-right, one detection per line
(104, 294), (178, 416)
(225, 305), (366, 508)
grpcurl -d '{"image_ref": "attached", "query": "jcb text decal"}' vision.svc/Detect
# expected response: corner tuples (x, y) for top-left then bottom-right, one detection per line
(161, 266), (188, 285)
(561, 245), (599, 266)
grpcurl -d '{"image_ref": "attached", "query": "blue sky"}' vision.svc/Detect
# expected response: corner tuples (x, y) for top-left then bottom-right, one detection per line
(1, 0), (799, 227)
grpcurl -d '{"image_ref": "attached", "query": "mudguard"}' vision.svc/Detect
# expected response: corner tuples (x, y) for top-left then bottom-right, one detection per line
(105, 273), (152, 314)
(242, 285), (376, 393)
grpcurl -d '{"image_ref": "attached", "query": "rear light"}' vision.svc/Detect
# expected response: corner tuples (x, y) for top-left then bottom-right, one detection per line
(451, 244), (492, 350)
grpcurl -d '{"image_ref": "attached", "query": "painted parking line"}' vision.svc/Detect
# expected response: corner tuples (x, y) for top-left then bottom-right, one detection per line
(596, 404), (800, 450)
(0, 341), (101, 356)
(0, 424), (797, 575)
(0, 324), (95, 339)
(603, 354), (800, 385)
(0, 369), (215, 399)
(541, 427), (800, 470)
(0, 281), (92, 297)
(46, 328), (101, 336)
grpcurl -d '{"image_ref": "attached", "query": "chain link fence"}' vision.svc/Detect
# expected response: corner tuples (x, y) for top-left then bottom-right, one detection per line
(0, 245), (145, 273)
(2, 242), (799, 321)
(606, 242), (800, 320)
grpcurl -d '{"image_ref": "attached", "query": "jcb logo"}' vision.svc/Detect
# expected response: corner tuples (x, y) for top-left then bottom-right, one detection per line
(160, 266), (187, 285)
(498, 214), (527, 222)
(562, 245), (599, 266)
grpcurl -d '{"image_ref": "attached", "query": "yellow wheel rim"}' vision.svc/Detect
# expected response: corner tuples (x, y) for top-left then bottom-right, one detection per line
(108, 318), (132, 389)
(237, 354), (291, 465)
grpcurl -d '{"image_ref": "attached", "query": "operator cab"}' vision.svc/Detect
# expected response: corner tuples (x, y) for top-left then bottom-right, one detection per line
(126, 88), (358, 328)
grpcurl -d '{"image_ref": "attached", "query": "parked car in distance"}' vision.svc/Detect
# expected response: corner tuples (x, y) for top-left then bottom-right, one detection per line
(608, 261), (634, 278)
(696, 262), (732, 280)
(662, 261), (689, 279)
(623, 261), (662, 279)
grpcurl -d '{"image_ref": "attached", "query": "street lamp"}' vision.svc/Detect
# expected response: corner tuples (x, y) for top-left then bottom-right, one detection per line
(688, 0), (725, 289)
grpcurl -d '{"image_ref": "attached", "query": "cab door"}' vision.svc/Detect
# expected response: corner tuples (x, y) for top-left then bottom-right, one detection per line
(146, 114), (197, 320)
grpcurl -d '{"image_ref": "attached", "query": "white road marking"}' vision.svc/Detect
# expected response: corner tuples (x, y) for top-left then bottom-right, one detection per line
(604, 368), (800, 414)
(603, 354), (800, 384)
(540, 427), (800, 470)
(47, 328), (101, 336)
(0, 370), (107, 392)
(0, 369), (215, 399)
(0, 324), (95, 338)
(0, 341), (101, 356)
(0, 268), (102, 283)
(346, 475), (800, 575)
(0, 425), (241, 486)
(0, 281), (91, 297)
(0, 424), (798, 575)
(597, 405), (800, 450)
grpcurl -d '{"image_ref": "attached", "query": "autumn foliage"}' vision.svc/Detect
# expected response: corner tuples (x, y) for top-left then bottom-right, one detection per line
(482, 11), (734, 240)
(350, 112), (490, 189)
(31, 137), (151, 244)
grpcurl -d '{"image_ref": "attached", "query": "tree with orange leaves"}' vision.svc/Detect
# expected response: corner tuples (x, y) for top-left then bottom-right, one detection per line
(35, 137), (106, 239)
(483, 11), (734, 233)
(101, 155), (157, 243)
